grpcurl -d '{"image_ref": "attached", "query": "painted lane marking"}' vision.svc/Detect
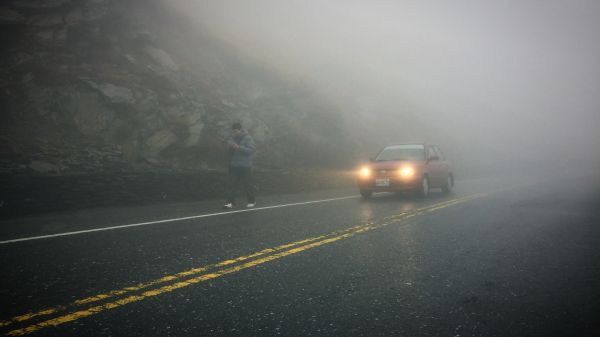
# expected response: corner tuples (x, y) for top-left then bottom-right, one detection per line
(1, 196), (473, 328)
(2, 194), (487, 335)
(6, 226), (374, 336)
(0, 195), (359, 245)
(0, 195), (479, 330)
(0, 231), (342, 328)
(0, 223), (372, 329)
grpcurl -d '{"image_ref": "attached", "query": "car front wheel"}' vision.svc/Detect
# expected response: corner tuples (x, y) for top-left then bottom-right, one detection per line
(419, 176), (429, 198)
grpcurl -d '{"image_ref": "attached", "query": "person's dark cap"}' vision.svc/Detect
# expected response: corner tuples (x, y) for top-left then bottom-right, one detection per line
(231, 122), (242, 130)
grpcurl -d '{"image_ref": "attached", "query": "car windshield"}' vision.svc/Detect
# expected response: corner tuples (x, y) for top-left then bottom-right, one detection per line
(375, 145), (425, 161)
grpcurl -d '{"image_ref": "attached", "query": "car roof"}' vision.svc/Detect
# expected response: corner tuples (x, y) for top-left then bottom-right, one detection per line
(384, 142), (428, 147)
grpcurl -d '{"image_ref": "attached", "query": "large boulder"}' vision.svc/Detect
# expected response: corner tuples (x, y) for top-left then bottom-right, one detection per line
(185, 115), (204, 147)
(145, 129), (178, 157)
(85, 81), (134, 104)
(161, 107), (205, 147)
(144, 46), (179, 72)
(69, 92), (115, 136)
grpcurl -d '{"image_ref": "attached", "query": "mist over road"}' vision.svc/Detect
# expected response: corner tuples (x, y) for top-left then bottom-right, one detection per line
(2, 1), (600, 336)
(1, 175), (598, 336)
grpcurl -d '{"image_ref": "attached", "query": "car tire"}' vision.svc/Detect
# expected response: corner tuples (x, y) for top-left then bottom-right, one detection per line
(442, 174), (453, 194)
(360, 190), (373, 199)
(419, 176), (430, 198)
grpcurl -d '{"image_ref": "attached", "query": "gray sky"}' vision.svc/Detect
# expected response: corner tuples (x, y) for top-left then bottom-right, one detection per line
(169, 0), (600, 171)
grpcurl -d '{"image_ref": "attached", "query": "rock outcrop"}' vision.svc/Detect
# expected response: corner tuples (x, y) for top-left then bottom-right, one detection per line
(0, 0), (355, 176)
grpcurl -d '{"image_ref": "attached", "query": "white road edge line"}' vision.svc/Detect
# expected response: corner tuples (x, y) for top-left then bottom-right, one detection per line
(0, 195), (359, 245)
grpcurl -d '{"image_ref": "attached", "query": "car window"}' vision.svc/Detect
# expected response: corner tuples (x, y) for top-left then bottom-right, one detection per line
(376, 145), (425, 161)
(434, 146), (445, 160)
(427, 146), (437, 159)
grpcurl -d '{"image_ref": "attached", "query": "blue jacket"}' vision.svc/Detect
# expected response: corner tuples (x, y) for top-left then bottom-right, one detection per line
(228, 131), (255, 167)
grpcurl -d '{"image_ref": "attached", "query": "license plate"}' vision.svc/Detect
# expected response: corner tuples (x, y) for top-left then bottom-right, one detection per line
(375, 178), (390, 187)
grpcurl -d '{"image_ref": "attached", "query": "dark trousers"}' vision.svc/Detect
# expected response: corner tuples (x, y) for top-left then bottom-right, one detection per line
(226, 166), (255, 204)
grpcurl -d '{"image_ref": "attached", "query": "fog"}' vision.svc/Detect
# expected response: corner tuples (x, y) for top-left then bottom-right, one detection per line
(170, 0), (600, 176)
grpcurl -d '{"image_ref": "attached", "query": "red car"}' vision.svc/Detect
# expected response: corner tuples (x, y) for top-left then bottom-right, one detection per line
(357, 143), (454, 198)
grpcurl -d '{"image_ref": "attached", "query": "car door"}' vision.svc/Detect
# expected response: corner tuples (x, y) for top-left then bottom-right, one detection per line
(426, 145), (443, 186)
(433, 146), (451, 183)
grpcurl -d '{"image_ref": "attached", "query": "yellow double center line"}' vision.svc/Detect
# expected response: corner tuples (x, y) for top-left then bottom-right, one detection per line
(2, 193), (486, 336)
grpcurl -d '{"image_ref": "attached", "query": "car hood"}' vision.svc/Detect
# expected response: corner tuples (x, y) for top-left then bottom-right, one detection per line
(369, 160), (426, 170)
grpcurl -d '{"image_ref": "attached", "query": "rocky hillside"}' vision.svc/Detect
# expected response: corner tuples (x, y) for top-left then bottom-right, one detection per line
(0, 0), (357, 176)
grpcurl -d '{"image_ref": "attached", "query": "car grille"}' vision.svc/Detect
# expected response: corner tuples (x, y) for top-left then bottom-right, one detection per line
(376, 170), (392, 177)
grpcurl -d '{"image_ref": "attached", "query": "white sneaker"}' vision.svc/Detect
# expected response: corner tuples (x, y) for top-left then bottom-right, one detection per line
(222, 203), (233, 209)
(246, 202), (256, 208)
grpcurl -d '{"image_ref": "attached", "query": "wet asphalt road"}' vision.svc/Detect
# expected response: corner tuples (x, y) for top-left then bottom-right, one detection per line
(1, 176), (599, 337)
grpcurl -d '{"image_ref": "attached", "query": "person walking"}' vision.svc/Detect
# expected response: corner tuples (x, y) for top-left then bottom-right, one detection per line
(223, 122), (256, 209)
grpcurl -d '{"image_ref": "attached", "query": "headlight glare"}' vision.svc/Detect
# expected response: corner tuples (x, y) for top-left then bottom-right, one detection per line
(399, 166), (415, 178)
(360, 167), (370, 178)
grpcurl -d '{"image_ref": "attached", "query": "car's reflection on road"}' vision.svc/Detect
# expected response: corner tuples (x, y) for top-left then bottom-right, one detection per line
(357, 190), (453, 219)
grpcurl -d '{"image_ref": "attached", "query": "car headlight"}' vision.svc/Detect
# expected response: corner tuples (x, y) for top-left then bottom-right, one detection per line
(398, 166), (415, 178)
(359, 167), (370, 178)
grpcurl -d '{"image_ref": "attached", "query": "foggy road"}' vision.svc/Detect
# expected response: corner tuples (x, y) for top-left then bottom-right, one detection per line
(1, 176), (599, 337)
(2, 0), (600, 336)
